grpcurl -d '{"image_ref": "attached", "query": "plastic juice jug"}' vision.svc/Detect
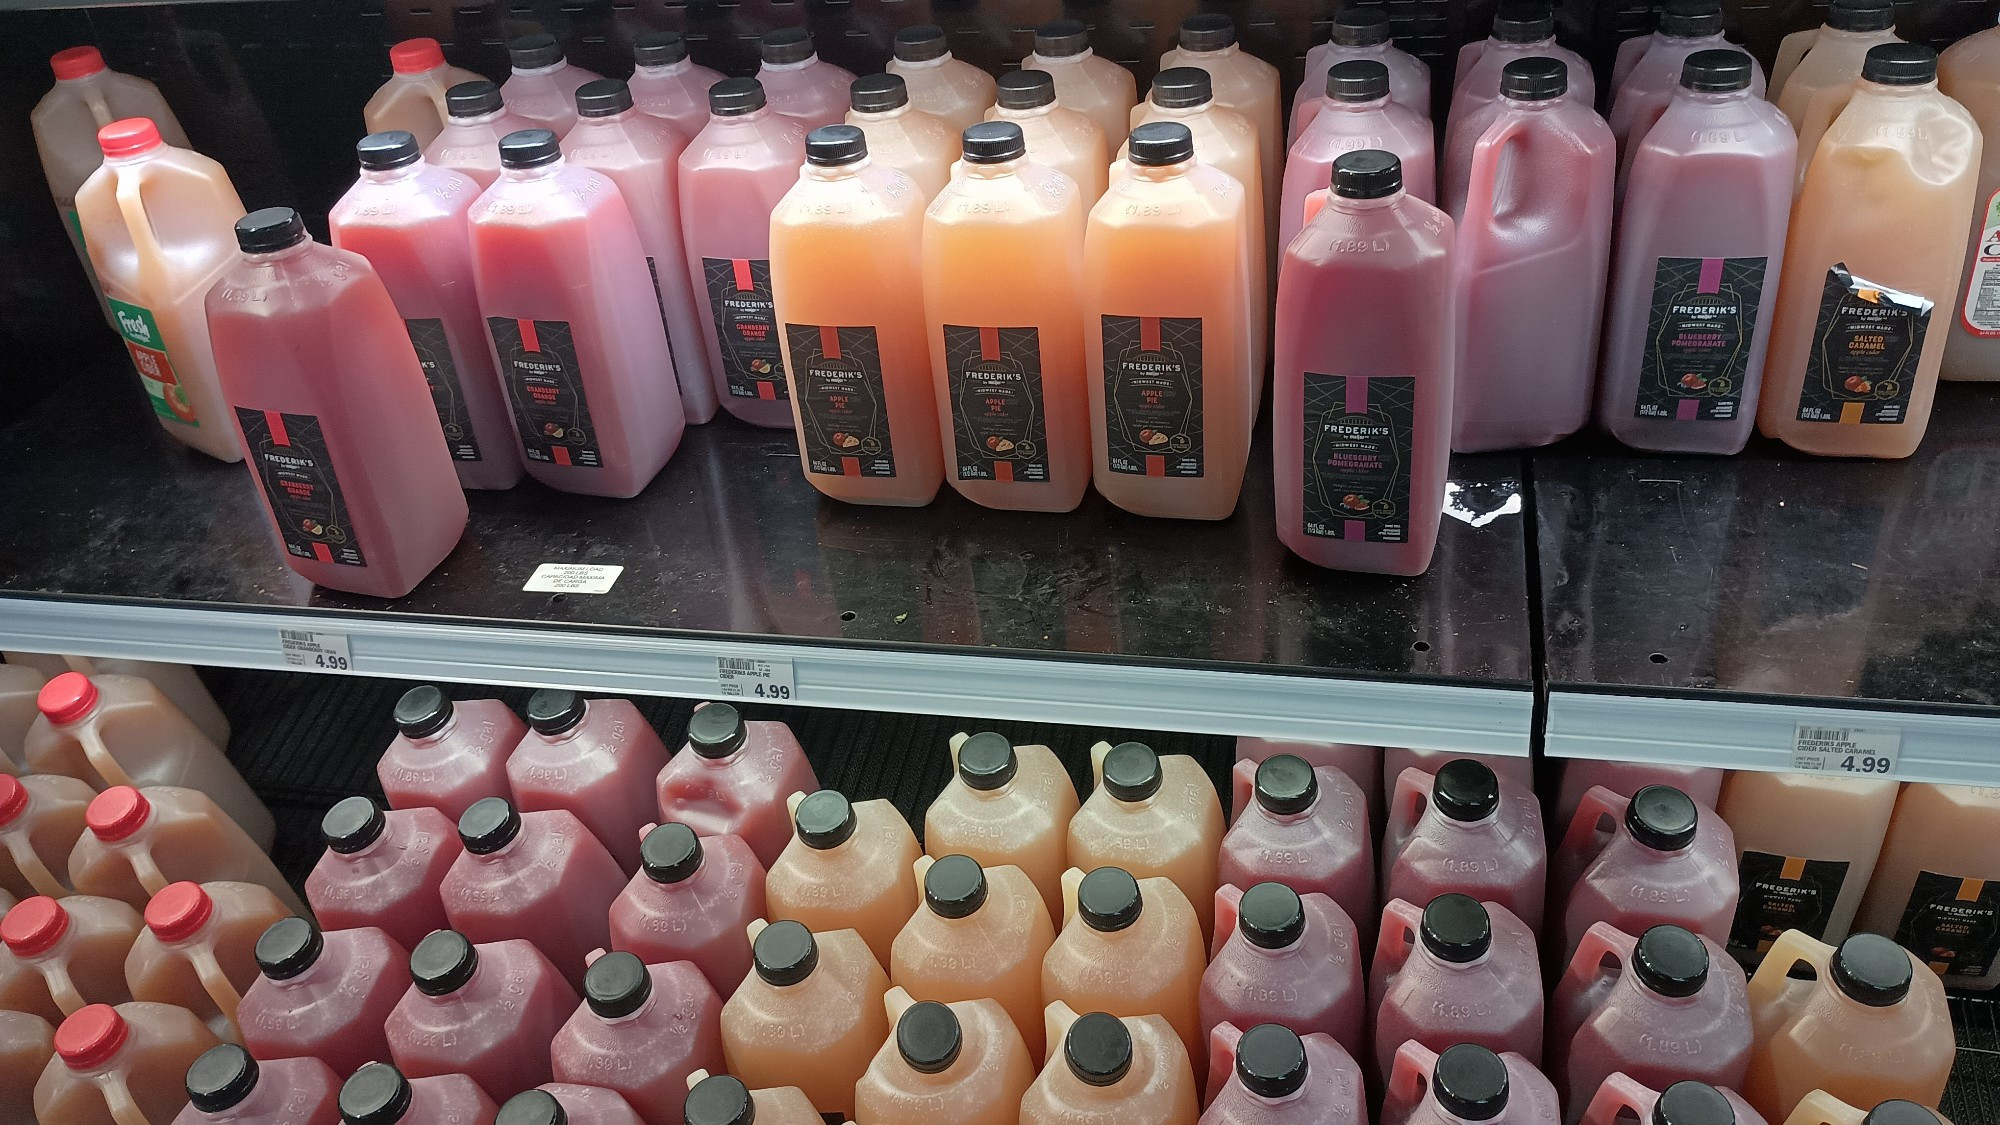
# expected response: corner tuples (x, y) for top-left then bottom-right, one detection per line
(386, 931), (577, 1101)
(304, 798), (458, 953)
(33, 1002), (221, 1125)
(1450, 6), (1596, 119)
(1199, 883), (1365, 1066)
(1021, 1004), (1198, 1125)
(472, 131), (689, 496)
(0, 772), (93, 898)
(1554, 762), (1724, 835)
(923, 733), (1079, 918)
(1384, 749), (1533, 805)
(126, 881), (290, 1036)
(768, 125), (945, 507)
(0, 895), (140, 1019)
(71, 786), (304, 916)
(1941, 22), (2000, 380)
(1297, 9), (1433, 138)
(1274, 149), (1454, 576)
(44, 659), (228, 752)
(365, 39), (484, 147)
(338, 1064), (498, 1125)
(550, 952), (725, 1124)
(1744, 932), (1952, 1121)
(1782, 1096), (1951, 1125)
(891, 854), (1056, 1058)
(1608, 4), (1767, 152)
(1, 662), (45, 770)
(1384, 1042), (1562, 1125)
(1551, 925), (1751, 1123)
(1555, 786), (1739, 962)
(0, 1011), (53, 1125)
(1067, 741), (1225, 935)
(441, 799), (625, 992)
(329, 135), (525, 492)
(844, 76), (956, 201)
(1382, 759), (1547, 931)
(1162, 15), (1282, 252)
(502, 34), (602, 137)
(1779, 0), (1903, 168)
(679, 79), (808, 428)
(425, 82), (534, 190)
(888, 25), (997, 133)
(1218, 755), (1373, 932)
(74, 118), (245, 461)
(1856, 783), (2000, 988)
(237, 918), (405, 1080)
(630, 33), (725, 138)
(1202, 1022), (1365, 1125)
(1773, 0), (1900, 100)
(1025, 21), (1138, 148)
(755, 29), (855, 132)
(1450, 58), (1616, 452)
(684, 1071), (821, 1125)
(610, 824), (765, 994)
(986, 71), (1111, 201)
(173, 1045), (340, 1125)
(375, 687), (520, 822)
(505, 1086), (643, 1125)
(1283, 60), (1438, 250)
(509, 690), (671, 875)
(765, 790), (921, 966)
(921, 123), (1093, 513)
(720, 920), (890, 1117)
(1580, 1077), (1770, 1125)
(1757, 46), (1981, 458)
(1236, 739), (1378, 806)
(655, 702), (819, 869)
(1372, 895), (1544, 1079)
(1717, 772), (1897, 966)
(1043, 866), (1207, 1074)
(855, 991), (1036, 1125)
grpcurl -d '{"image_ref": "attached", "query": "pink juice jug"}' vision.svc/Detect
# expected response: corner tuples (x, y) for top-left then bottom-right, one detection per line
(237, 918), (406, 1080)
(888, 25), (998, 134)
(71, 786), (306, 916)
(891, 854), (1056, 1059)
(1449, 57), (1615, 452)
(426, 82), (534, 190)
(1282, 62), (1437, 251)
(1553, 762), (1724, 837)
(329, 134), (524, 492)
(1383, 749), (1532, 806)
(1581, 1077), (1768, 1125)
(1199, 882), (1365, 1069)
(441, 798), (625, 992)
(1372, 895), (1544, 1080)
(1234, 739), (1380, 817)
(0, 771), (93, 898)
(1383, 759), (1546, 931)
(1608, 3), (1767, 152)
(387, 931), (577, 1102)
(853, 992), (1036, 1125)
(1384, 1042), (1561, 1125)
(305, 798), (458, 953)
(338, 1063), (498, 1125)
(923, 732), (1080, 920)
(1451, 6), (1595, 112)
(765, 790), (921, 967)
(0, 894), (141, 1020)
(1219, 756), (1373, 925)
(609, 823), (765, 995)
(1555, 785), (1738, 962)
(683, 1071), (820, 1125)
(1067, 741), (1225, 937)
(471, 130), (687, 497)
(1201, 1022), (1365, 1125)
(720, 920), (890, 1118)
(550, 952), (725, 1125)
(1295, 9), (1434, 137)
(1021, 1005), (1199, 1125)
(510, 691), (670, 875)
(756, 29), (854, 132)
(363, 38), (484, 148)
(655, 702), (819, 869)
(679, 79), (808, 429)
(630, 33), (725, 138)
(0, 1010), (52, 1125)
(376, 686), (521, 823)
(34, 1002), (221, 1125)
(1043, 866), (1208, 1075)
(503, 34), (602, 137)
(174, 1044), (340, 1125)
(125, 881), (291, 1038)
(1025, 20), (1139, 151)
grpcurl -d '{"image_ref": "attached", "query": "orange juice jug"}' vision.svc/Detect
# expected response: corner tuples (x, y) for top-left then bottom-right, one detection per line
(845, 76), (957, 201)
(987, 71), (1110, 200)
(424, 81), (533, 191)
(33, 1002), (220, 1125)
(1083, 123), (1253, 520)
(684, 1070), (822, 1125)
(630, 32), (725, 139)
(1756, 45), (1979, 458)
(1067, 741), (1224, 934)
(923, 731), (1080, 917)
(126, 881), (289, 1038)
(364, 39), (484, 147)
(1, 894), (140, 1019)
(1777, 0), (1902, 163)
(855, 991), (1036, 1125)
(765, 790), (922, 965)
(891, 854), (1056, 1057)
(502, 33), (603, 137)
(888, 25), (997, 133)
(0, 772), (93, 898)
(769, 125), (944, 507)
(1162, 14), (1282, 261)
(74, 118), (246, 461)
(1025, 20), (1138, 150)
(721, 920), (889, 1118)
(1043, 866), (1207, 1074)
(1021, 1004), (1199, 1125)
(1718, 771), (1897, 966)
(1855, 783), (2000, 989)
(0, 1011), (53, 1125)
(1783, 1094), (1952, 1125)
(0, 662), (45, 770)
(1938, 22), (2000, 380)
(70, 786), (305, 916)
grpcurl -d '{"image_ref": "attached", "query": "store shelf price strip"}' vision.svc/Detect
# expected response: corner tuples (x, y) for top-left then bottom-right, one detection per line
(716, 655), (796, 701)
(1790, 723), (1901, 777)
(278, 629), (353, 673)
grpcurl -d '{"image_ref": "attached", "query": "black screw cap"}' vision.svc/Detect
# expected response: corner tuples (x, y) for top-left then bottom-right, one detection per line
(1327, 58), (1392, 101)
(1828, 0), (1896, 33)
(897, 1000), (964, 1074)
(963, 121), (1029, 163)
(1626, 785), (1699, 851)
(1102, 742), (1164, 801)
(641, 822), (705, 884)
(753, 919), (819, 986)
(339, 1062), (415, 1124)
(509, 33), (565, 70)
(895, 25), (951, 63)
(497, 1090), (567, 1125)
(1179, 13), (1237, 51)
(1330, 7), (1391, 46)
(1832, 932), (1914, 1007)
(254, 916), (325, 981)
(186, 1044), (261, 1113)
(1333, 149), (1403, 199)
(1064, 1012), (1133, 1086)
(794, 789), (857, 849)
(585, 950), (653, 1019)
(1035, 20), (1092, 58)
(1653, 1082), (1737, 1125)
(1078, 866), (1144, 932)
(806, 124), (868, 166)
(458, 796), (522, 855)
(851, 74), (909, 113)
(1420, 893), (1493, 963)
(761, 27), (816, 66)
(996, 70), (1056, 110)
(925, 854), (990, 919)
(321, 795), (387, 855)
(1239, 882), (1307, 949)
(498, 128), (564, 169)
(1660, 0), (1725, 38)
(687, 703), (747, 758)
(1126, 122), (1196, 167)
(1151, 67), (1213, 109)
(1500, 56), (1568, 101)
(956, 732), (1020, 789)
(634, 31), (690, 67)
(358, 131), (423, 172)
(1236, 1023), (1308, 1099)
(685, 1075), (756, 1125)
(710, 78), (768, 117)
(1863, 43), (1937, 86)
(446, 80), (504, 119)
(576, 78), (634, 118)
(1634, 925), (1710, 998)
(1433, 759), (1501, 821)
(1492, 4), (1555, 42)
(409, 929), (478, 997)
(1681, 49), (1754, 92)
(1863, 1104), (1946, 1125)
(1435, 1044), (1511, 1121)
(525, 689), (586, 734)
(236, 207), (308, 254)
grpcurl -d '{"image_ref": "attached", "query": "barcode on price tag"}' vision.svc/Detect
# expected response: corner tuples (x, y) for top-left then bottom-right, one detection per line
(716, 655), (796, 701)
(1791, 722), (1901, 777)
(279, 629), (353, 673)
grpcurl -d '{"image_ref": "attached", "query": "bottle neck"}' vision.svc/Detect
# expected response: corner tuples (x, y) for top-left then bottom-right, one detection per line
(1148, 101), (1214, 120)
(449, 109), (507, 129)
(761, 55), (820, 73)
(1672, 86), (1753, 106)
(243, 240), (315, 266)
(804, 158), (872, 182)
(102, 147), (165, 169)
(853, 103), (912, 123)
(1854, 78), (1938, 101)
(512, 60), (570, 78)
(1322, 93), (1391, 113)
(995, 102), (1055, 120)
(895, 53), (951, 71)
(1499, 93), (1564, 113)
(711, 106), (775, 127)
(1124, 160), (1192, 183)
(637, 59), (693, 78)
(1034, 49), (1095, 66)
(576, 108), (637, 129)
(361, 160), (429, 186)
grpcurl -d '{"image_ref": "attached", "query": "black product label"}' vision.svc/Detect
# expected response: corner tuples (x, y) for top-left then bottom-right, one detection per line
(1795, 263), (1932, 426)
(486, 318), (603, 469)
(702, 257), (788, 401)
(1300, 372), (1415, 543)
(785, 324), (895, 478)
(1101, 315), (1203, 477)
(943, 325), (1050, 483)
(1896, 871), (2000, 978)
(1634, 256), (1767, 422)
(234, 408), (366, 567)
(405, 318), (481, 463)
(646, 256), (674, 347)
(1728, 851), (1852, 959)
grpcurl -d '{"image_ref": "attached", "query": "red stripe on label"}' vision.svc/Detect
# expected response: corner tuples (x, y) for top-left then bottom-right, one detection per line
(1344, 375), (1368, 415)
(518, 319), (539, 352)
(1140, 317), (1162, 352)
(758, 382), (776, 401)
(1698, 258), (1724, 295)
(995, 461), (1013, 483)
(841, 456), (861, 476)
(980, 327), (1002, 362)
(552, 446), (571, 466)
(733, 259), (754, 291)
(1146, 454), (1166, 477)
(312, 542), (332, 563)
(819, 325), (842, 360)
(265, 411), (290, 447)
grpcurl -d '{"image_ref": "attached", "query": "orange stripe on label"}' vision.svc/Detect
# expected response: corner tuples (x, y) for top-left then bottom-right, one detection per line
(1840, 401), (1864, 424)
(1961, 878), (1986, 902)
(995, 461), (1013, 483)
(733, 259), (754, 291)
(1140, 316), (1162, 352)
(819, 325), (841, 360)
(841, 456), (860, 476)
(1781, 856), (1808, 881)
(265, 411), (290, 447)
(553, 446), (571, 466)
(980, 326), (1002, 362)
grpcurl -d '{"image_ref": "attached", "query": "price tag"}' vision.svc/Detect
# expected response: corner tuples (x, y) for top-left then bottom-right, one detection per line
(1791, 722), (1901, 777)
(279, 629), (353, 673)
(524, 563), (624, 595)
(716, 655), (795, 702)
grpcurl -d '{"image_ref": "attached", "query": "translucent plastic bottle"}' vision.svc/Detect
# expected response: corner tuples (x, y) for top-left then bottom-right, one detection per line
(0, 1011), (52, 1125)
(511, 690), (670, 875)
(304, 798), (457, 953)
(1021, 1005), (1199, 1125)
(1283, 60), (1438, 251)
(71, 786), (305, 916)
(503, 1086), (643, 1125)
(891, 854), (1055, 1057)
(1043, 866), (1207, 1074)
(888, 25), (997, 133)
(550, 952), (725, 1125)
(441, 798), (625, 992)
(1775, 0), (1902, 143)
(1756, 46), (1981, 458)
(1745, 932), (1953, 1121)
(1383, 759), (1546, 931)
(1717, 772), (1898, 966)
(986, 71), (1111, 201)
(471, 130), (688, 496)
(172, 1043), (340, 1125)
(1024, 20), (1138, 149)
(33, 1002), (220, 1125)
(0, 771), (93, 899)
(1383, 749), (1534, 803)
(855, 992), (1036, 1125)
(1782, 1096), (1951, 1125)
(1201, 1022), (1365, 1125)
(610, 824), (764, 994)
(364, 39), (484, 148)
(126, 881), (290, 1037)
(679, 79), (808, 428)
(1553, 762), (1724, 837)
(0, 895), (140, 1019)
(844, 76), (956, 201)
(1372, 895), (1544, 1079)
(1940, 23), (2000, 380)
(0, 662), (45, 771)
(655, 702), (819, 869)
(755, 29), (855, 132)
(337, 1063), (498, 1125)
(629, 32), (725, 138)
(1295, 9), (1433, 137)
(1555, 786), (1738, 962)
(1067, 741), (1225, 935)
(1608, 3), (1767, 152)
(503, 34), (603, 137)
(425, 81), (534, 190)
(1383, 1042), (1561, 1125)
(769, 125), (944, 506)
(922, 733), (1079, 919)
(1452, 5), (1596, 108)
(1855, 784), (2000, 989)
(386, 931), (578, 1102)
(719, 920), (889, 1118)
(1449, 58), (1615, 452)
(1218, 755), (1373, 932)
(28, 657), (228, 752)
(1199, 882), (1365, 1064)
(1161, 14), (1283, 252)
(375, 687), (520, 822)
(237, 918), (406, 1080)
(1579, 1077), (1770, 1125)
(1235, 738), (1381, 819)
(683, 1071), (821, 1125)
(765, 790), (921, 966)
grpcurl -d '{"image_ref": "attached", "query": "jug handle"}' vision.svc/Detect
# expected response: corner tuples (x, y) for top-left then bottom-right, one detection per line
(1213, 884), (1244, 959)
(686, 1069), (715, 1093)
(947, 731), (969, 769)
(745, 918), (769, 945)
(1386, 1040), (1441, 1113)
(1768, 29), (1818, 102)
(123, 844), (169, 898)
(113, 170), (174, 299)
(188, 944), (242, 1025)
(1386, 768), (1435, 848)
(94, 1072), (152, 1125)
(1558, 786), (1630, 873)
(1060, 867), (1085, 929)
(1089, 741), (1114, 788)
(1208, 1020), (1244, 1102)
(1302, 187), (1329, 226)
(74, 726), (137, 791)
(913, 854), (935, 886)
(1229, 759), (1258, 828)
(1747, 929), (1832, 1007)
(1563, 922), (1638, 997)
(1, 832), (69, 899)
(884, 985), (915, 1024)
(1044, 1000), (1081, 1067)
(1786, 1088), (1856, 1125)
(37, 960), (88, 1016)
(1373, 898), (1423, 981)
(1461, 115), (1541, 232)
(1577, 1071), (1655, 1125)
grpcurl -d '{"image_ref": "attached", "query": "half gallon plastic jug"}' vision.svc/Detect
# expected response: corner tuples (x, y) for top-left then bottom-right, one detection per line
(1024, 20), (1138, 149)
(425, 81), (534, 190)
(1449, 5), (1595, 127)
(1553, 762), (1724, 836)
(1555, 785), (1738, 962)
(509, 691), (671, 875)
(1940, 22), (2000, 381)
(305, 798), (458, 953)
(126, 881), (290, 1037)
(1283, 60), (1438, 248)
(923, 732), (1079, 917)
(1607, 3), (1767, 152)
(684, 1071), (821, 1125)
(1384, 1042), (1561, 1125)
(655, 702), (820, 869)
(1163, 15), (1283, 246)
(1020, 1005), (1198, 1125)
(337, 1063), (498, 1125)
(888, 25), (997, 133)
(986, 71), (1110, 201)
(1296, 9), (1432, 137)
(1856, 783), (2000, 989)
(892, 854), (1055, 1057)
(375, 687), (521, 822)
(1718, 772), (1897, 966)
(1579, 1076), (1769, 1125)
(34, 1002), (220, 1125)
(364, 39), (484, 147)
(0, 772), (93, 898)
(1383, 759), (1546, 931)
(1199, 882), (1365, 1065)
(385, 931), (577, 1102)
(609, 823), (765, 994)
(1043, 867), (1207, 1074)
(502, 34), (603, 137)
(1219, 755), (1373, 929)
(1068, 741), (1225, 935)
(1201, 1021), (1365, 1125)
(441, 798), (625, 992)
(1776, 0), (1903, 155)
(502, 1086), (643, 1125)
(550, 952), (725, 1125)
(0, 1011), (52, 1125)
(1781, 1095), (1951, 1125)
(237, 918), (405, 1080)
(755, 28), (855, 132)
(629, 32), (725, 138)
(71, 786), (303, 916)
(844, 76), (957, 201)
(1372, 895), (1544, 1080)
(853, 992), (1036, 1125)
(765, 790), (921, 966)
(172, 1044), (340, 1125)
(719, 920), (889, 1118)
(0, 894), (140, 1019)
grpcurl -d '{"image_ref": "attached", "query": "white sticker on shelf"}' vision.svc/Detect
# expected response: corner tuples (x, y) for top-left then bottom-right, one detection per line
(1790, 722), (1902, 778)
(716, 655), (795, 702)
(279, 629), (352, 673)
(524, 563), (624, 595)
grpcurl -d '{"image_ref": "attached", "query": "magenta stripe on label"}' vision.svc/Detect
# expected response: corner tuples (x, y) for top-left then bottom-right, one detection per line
(1344, 519), (1366, 540)
(1698, 257), (1724, 294)
(1344, 374), (1368, 414)
(1677, 399), (1699, 421)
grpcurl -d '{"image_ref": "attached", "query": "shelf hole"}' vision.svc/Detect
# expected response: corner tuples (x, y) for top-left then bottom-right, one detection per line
(1649, 652), (1668, 664)
(1411, 640), (1430, 653)
(839, 610), (857, 622)
(549, 594), (567, 605)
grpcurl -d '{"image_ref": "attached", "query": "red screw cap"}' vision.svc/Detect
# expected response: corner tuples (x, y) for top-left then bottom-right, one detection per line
(51, 46), (106, 81)
(0, 896), (72, 957)
(86, 786), (152, 842)
(36, 672), (98, 725)
(55, 1004), (131, 1070)
(97, 118), (163, 159)
(0, 774), (28, 826)
(145, 881), (215, 943)
(390, 37), (447, 74)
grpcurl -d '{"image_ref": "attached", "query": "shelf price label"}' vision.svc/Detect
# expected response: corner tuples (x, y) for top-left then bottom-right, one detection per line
(1791, 722), (1901, 777)
(279, 629), (353, 674)
(716, 655), (796, 702)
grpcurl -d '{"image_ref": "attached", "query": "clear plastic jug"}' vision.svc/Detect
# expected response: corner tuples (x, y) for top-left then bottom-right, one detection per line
(71, 786), (303, 916)
(854, 991), (1036, 1125)
(1554, 785), (1738, 963)
(375, 687), (520, 823)
(1776, 0), (1903, 162)
(1024, 20), (1139, 149)
(1235, 738), (1381, 822)
(304, 798), (457, 953)
(1201, 1022), (1365, 1125)
(1295, 9), (1433, 137)
(1043, 866), (1207, 1075)
(719, 920), (889, 1118)
(34, 1001), (221, 1125)
(424, 81), (534, 191)
(630, 32), (726, 138)
(845, 76), (957, 201)
(1199, 882), (1365, 1068)
(891, 854), (1055, 1058)
(337, 1063), (498, 1125)
(923, 732), (1080, 917)
(1068, 741), (1225, 935)
(755, 29), (856, 132)
(237, 918), (405, 1080)
(1383, 759), (1546, 932)
(385, 931), (578, 1103)
(509, 691), (672, 875)
(550, 952), (725, 1125)
(1449, 6), (1595, 125)
(1371, 895), (1544, 1080)
(126, 881), (290, 1038)
(501, 34), (603, 137)
(609, 823), (766, 995)
(985, 71), (1111, 201)
(0, 894), (140, 1020)
(171, 1043), (340, 1125)
(363, 39), (484, 147)
(0, 771), (93, 898)
(765, 790), (921, 966)
(1383, 1042), (1561, 1125)
(441, 799), (625, 993)
(1020, 1004), (1198, 1125)
(1163, 14), (1283, 257)
(888, 25), (998, 133)
(655, 702), (820, 869)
